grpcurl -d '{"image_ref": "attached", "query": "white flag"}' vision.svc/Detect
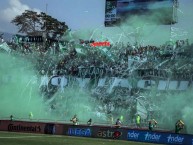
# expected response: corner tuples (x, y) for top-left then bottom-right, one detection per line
(136, 99), (147, 119)
(0, 42), (11, 53)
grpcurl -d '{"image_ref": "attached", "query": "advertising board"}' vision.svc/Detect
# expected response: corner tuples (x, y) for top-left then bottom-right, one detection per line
(0, 120), (64, 135)
(127, 129), (193, 145)
(92, 126), (129, 140)
(0, 120), (45, 134)
(1, 120), (193, 145)
(64, 125), (92, 137)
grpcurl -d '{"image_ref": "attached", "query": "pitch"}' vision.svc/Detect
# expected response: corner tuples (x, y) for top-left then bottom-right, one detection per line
(0, 131), (165, 145)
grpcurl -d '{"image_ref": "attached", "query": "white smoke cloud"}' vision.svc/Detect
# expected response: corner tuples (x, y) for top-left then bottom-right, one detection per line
(0, 0), (40, 22)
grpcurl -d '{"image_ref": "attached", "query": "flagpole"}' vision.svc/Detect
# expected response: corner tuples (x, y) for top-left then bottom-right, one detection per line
(170, 0), (174, 41)
(46, 3), (48, 35)
(44, 3), (48, 51)
(46, 3), (48, 14)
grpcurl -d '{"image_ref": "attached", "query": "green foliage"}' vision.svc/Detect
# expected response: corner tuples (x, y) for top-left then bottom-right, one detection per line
(11, 10), (68, 39)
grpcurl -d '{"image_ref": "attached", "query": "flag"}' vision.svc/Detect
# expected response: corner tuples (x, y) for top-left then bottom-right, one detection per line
(0, 42), (11, 53)
(59, 42), (68, 52)
(128, 56), (134, 69)
(75, 48), (86, 55)
(98, 47), (116, 61)
(60, 76), (68, 93)
(128, 55), (147, 71)
(39, 75), (49, 88)
(13, 35), (20, 44)
(75, 43), (87, 55)
(108, 78), (131, 93)
(171, 27), (188, 39)
(136, 98), (147, 119)
(165, 40), (176, 50)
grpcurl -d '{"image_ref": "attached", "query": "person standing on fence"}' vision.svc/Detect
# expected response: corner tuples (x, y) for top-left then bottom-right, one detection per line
(10, 115), (14, 121)
(136, 114), (141, 128)
(149, 119), (158, 131)
(29, 112), (33, 120)
(175, 120), (184, 134)
(115, 118), (122, 128)
(87, 118), (92, 125)
(70, 114), (79, 125)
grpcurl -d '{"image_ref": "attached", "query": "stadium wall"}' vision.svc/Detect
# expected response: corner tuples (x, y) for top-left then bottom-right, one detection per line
(0, 120), (193, 144)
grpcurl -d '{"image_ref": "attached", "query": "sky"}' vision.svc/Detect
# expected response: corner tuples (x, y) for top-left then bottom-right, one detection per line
(0, 0), (105, 32)
(0, 0), (193, 45)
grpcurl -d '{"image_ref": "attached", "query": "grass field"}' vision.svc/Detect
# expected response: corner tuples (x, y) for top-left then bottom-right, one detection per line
(0, 131), (164, 145)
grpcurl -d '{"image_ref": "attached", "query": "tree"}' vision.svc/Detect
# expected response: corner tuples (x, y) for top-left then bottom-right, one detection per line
(11, 10), (41, 35)
(11, 10), (68, 39)
(40, 12), (68, 39)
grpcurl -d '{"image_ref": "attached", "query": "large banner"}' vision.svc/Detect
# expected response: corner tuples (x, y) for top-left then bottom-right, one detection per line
(105, 0), (176, 27)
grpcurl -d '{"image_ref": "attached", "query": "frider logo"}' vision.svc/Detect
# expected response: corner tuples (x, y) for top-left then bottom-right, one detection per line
(144, 132), (161, 142)
(8, 124), (41, 132)
(90, 41), (110, 47)
(167, 134), (184, 144)
(127, 131), (140, 140)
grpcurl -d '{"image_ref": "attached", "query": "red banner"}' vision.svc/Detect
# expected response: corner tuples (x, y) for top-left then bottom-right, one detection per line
(0, 120), (64, 135)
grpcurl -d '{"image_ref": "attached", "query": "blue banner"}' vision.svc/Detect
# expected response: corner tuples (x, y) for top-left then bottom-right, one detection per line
(127, 129), (193, 145)
(64, 125), (92, 137)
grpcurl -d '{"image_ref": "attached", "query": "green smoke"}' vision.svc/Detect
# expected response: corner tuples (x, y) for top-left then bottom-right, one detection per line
(0, 52), (105, 124)
(0, 53), (49, 120)
(47, 86), (104, 123)
(158, 90), (193, 134)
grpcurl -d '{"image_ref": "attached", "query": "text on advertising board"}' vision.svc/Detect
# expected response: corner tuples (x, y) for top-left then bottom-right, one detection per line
(167, 134), (184, 144)
(68, 128), (91, 137)
(8, 124), (41, 132)
(127, 130), (161, 143)
(97, 130), (122, 139)
(144, 132), (161, 142)
(127, 131), (140, 140)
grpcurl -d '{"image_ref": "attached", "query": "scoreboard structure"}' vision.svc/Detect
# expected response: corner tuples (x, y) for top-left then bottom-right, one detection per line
(104, 0), (178, 27)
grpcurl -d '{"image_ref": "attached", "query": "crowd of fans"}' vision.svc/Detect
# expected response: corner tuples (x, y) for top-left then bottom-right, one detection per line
(2, 34), (192, 81)
(1, 34), (192, 129)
